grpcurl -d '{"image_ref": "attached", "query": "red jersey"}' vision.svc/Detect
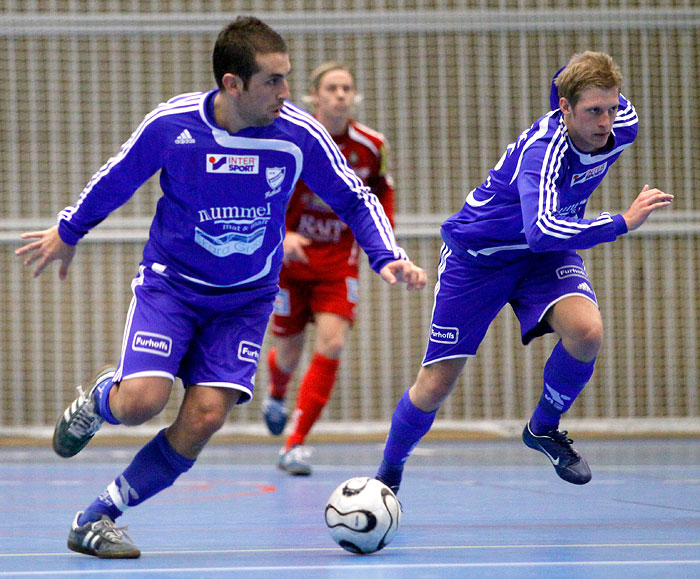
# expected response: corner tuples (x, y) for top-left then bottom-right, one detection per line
(282, 119), (395, 280)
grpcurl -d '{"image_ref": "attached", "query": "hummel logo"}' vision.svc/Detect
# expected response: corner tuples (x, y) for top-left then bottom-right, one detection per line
(175, 129), (195, 144)
(117, 474), (140, 505)
(544, 383), (571, 411)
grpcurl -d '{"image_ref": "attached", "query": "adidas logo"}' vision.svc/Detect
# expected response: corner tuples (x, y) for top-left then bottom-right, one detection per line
(577, 282), (592, 293)
(174, 129), (196, 144)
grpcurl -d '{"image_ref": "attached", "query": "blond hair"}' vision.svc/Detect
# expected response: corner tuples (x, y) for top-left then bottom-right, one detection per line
(302, 61), (363, 107)
(308, 61), (353, 93)
(555, 51), (622, 108)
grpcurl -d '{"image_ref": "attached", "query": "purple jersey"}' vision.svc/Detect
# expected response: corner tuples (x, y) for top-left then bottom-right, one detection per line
(57, 91), (405, 288)
(441, 93), (637, 264)
(424, 76), (639, 365)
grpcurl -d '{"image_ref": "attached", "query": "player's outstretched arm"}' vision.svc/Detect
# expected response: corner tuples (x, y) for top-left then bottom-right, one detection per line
(379, 259), (427, 291)
(15, 225), (76, 280)
(622, 184), (674, 232)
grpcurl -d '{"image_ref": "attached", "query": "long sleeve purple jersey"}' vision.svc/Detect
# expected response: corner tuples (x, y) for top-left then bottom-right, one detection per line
(58, 90), (406, 288)
(441, 93), (638, 264)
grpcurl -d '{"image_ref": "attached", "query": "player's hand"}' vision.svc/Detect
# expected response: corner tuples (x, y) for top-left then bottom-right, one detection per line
(379, 259), (427, 291)
(622, 185), (674, 232)
(15, 225), (76, 279)
(282, 231), (312, 264)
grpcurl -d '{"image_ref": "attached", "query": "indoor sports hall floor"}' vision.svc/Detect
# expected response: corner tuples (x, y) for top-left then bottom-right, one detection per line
(2, 437), (700, 578)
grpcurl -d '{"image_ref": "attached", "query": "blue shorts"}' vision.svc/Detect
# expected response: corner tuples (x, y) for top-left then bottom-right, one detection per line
(114, 266), (276, 404)
(423, 244), (598, 365)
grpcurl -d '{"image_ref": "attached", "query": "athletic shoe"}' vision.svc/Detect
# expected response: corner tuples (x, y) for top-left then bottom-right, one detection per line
(375, 460), (403, 495)
(522, 422), (592, 485)
(53, 366), (115, 458)
(278, 444), (312, 476)
(67, 511), (140, 559)
(261, 394), (289, 435)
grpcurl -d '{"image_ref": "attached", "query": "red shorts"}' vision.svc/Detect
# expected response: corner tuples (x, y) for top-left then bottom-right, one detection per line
(271, 273), (359, 337)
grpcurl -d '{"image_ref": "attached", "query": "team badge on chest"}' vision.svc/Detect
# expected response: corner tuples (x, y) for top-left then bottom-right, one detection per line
(266, 167), (286, 189)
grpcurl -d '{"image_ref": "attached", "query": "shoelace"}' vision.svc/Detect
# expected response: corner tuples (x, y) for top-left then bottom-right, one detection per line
(549, 430), (580, 460)
(91, 518), (135, 545)
(67, 387), (103, 437)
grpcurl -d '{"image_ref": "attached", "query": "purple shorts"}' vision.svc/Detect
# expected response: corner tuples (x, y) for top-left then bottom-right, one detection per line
(423, 244), (598, 365)
(113, 266), (276, 404)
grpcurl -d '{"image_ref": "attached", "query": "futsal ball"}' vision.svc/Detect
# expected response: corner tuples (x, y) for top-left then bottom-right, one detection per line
(324, 476), (401, 554)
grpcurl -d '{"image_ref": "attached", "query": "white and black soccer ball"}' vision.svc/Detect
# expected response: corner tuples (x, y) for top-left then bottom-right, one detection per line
(324, 476), (401, 554)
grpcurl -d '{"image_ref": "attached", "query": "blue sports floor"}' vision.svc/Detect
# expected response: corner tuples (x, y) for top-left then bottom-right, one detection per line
(1, 437), (700, 578)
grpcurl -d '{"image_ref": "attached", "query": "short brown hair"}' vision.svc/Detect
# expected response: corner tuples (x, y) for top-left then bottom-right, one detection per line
(555, 51), (622, 108)
(212, 17), (287, 90)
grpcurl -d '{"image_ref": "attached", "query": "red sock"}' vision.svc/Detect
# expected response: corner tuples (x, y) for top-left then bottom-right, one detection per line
(268, 348), (292, 399)
(285, 353), (339, 450)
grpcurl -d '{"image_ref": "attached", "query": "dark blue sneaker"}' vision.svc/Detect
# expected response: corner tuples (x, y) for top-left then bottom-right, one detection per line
(375, 460), (404, 495)
(261, 394), (288, 436)
(522, 422), (592, 485)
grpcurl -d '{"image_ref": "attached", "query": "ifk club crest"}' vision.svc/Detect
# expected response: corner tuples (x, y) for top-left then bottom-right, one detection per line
(266, 167), (285, 189)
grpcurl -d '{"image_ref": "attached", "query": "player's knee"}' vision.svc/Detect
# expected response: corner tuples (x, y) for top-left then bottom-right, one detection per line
(115, 395), (165, 426)
(111, 377), (171, 425)
(412, 364), (460, 411)
(317, 336), (345, 359)
(185, 397), (233, 440)
(193, 408), (228, 440)
(274, 336), (305, 372)
(567, 320), (604, 361)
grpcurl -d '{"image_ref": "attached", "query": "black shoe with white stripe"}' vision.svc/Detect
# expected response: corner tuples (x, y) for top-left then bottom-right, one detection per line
(522, 422), (592, 485)
(67, 511), (140, 558)
(52, 366), (115, 458)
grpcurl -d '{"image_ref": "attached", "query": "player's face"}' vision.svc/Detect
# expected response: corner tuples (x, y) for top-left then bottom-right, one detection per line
(312, 69), (356, 120)
(237, 52), (291, 127)
(561, 86), (619, 153)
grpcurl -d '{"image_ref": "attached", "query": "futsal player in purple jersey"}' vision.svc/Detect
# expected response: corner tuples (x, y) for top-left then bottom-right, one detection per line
(376, 51), (673, 494)
(16, 17), (426, 558)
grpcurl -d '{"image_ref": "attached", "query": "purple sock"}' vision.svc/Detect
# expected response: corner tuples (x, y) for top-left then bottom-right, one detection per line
(92, 375), (120, 425)
(380, 389), (436, 467)
(78, 429), (194, 525)
(530, 341), (595, 435)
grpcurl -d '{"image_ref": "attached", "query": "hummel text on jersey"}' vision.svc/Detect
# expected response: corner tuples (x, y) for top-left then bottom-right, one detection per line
(198, 203), (272, 223)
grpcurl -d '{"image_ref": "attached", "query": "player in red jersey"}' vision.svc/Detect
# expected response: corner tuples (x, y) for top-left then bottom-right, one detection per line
(262, 61), (396, 475)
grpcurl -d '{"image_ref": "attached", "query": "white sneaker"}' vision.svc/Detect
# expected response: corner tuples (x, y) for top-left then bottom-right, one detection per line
(278, 445), (312, 476)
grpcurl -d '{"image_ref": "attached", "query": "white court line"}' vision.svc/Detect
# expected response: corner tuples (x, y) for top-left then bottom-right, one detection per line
(1, 560), (700, 576)
(3, 542), (700, 557)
